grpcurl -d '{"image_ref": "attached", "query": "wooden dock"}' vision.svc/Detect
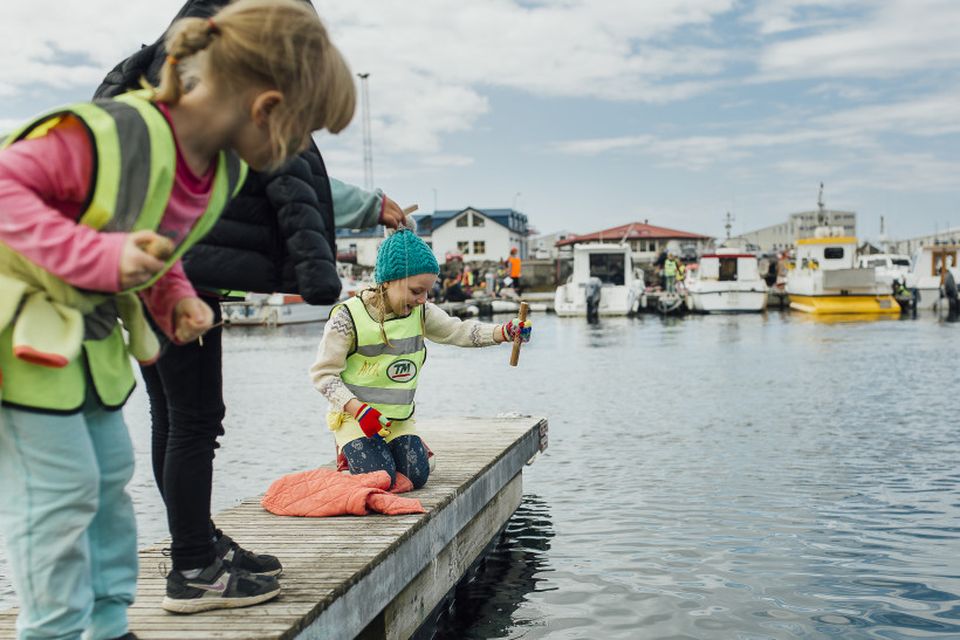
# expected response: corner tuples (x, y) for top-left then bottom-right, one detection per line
(0, 416), (548, 640)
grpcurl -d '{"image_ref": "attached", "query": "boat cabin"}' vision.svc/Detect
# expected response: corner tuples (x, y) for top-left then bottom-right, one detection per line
(697, 249), (760, 282)
(795, 235), (858, 271)
(571, 243), (637, 287)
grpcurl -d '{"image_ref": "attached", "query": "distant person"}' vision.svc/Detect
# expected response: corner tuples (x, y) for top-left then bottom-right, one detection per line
(664, 253), (679, 293)
(942, 268), (958, 320)
(508, 247), (524, 296)
(309, 229), (532, 490)
(443, 270), (467, 302)
(485, 269), (496, 296)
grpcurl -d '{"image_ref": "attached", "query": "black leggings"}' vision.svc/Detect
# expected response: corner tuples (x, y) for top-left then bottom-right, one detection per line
(142, 296), (224, 571)
(341, 434), (430, 489)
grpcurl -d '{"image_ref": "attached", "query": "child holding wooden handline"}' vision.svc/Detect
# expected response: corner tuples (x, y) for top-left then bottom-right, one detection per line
(0, 0), (356, 636)
(310, 229), (532, 489)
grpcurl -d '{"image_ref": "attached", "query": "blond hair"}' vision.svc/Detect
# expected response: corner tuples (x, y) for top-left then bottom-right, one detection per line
(153, 0), (355, 169)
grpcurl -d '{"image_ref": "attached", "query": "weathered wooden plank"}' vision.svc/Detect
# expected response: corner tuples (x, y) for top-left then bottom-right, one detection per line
(0, 417), (547, 640)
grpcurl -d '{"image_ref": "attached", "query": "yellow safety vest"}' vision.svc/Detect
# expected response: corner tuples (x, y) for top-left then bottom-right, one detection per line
(0, 90), (247, 412)
(337, 295), (427, 421)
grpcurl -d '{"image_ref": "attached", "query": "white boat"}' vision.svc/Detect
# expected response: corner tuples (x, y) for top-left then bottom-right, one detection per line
(785, 229), (899, 315)
(222, 268), (371, 326)
(685, 248), (768, 312)
(857, 253), (911, 291)
(904, 244), (960, 310)
(222, 293), (335, 325)
(554, 243), (644, 316)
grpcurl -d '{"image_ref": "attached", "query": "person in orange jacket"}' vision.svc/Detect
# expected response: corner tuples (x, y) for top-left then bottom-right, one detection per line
(507, 247), (523, 295)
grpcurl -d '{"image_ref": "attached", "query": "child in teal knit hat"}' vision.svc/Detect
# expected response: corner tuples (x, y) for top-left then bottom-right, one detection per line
(310, 228), (532, 489)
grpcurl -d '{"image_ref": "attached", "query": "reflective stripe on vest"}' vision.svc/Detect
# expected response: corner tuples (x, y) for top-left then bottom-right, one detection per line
(338, 295), (426, 421)
(0, 91), (248, 412)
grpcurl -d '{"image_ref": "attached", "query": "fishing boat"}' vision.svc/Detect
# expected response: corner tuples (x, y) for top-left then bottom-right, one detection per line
(786, 232), (899, 315)
(554, 243), (644, 316)
(685, 248), (768, 312)
(785, 187), (899, 315)
(904, 244), (960, 311)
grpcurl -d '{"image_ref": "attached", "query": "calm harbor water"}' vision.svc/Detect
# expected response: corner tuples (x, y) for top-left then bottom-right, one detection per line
(2, 311), (960, 639)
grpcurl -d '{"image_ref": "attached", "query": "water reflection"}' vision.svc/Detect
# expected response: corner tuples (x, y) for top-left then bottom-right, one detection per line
(424, 496), (555, 640)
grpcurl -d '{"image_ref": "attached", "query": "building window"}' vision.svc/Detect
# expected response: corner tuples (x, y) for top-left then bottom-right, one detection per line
(457, 241), (470, 254)
(473, 216), (484, 227)
(473, 240), (486, 254)
(456, 214), (470, 227)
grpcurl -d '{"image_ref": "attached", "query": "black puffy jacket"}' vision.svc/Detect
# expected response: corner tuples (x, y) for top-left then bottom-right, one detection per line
(94, 0), (341, 304)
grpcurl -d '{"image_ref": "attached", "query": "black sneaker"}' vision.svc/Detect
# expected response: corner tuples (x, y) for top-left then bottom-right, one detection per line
(214, 533), (283, 577)
(162, 558), (281, 614)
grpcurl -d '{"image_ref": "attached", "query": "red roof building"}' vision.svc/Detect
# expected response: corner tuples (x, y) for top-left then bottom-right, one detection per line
(557, 221), (713, 262)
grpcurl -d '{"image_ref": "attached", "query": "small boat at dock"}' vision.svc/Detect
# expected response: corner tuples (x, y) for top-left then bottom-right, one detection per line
(685, 248), (767, 313)
(554, 243), (644, 316)
(904, 244), (960, 311)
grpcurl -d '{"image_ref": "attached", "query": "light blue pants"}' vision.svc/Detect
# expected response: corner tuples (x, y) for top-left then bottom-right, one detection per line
(0, 402), (137, 640)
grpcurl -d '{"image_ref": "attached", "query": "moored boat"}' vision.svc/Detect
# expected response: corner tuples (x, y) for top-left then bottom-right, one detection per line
(685, 248), (767, 313)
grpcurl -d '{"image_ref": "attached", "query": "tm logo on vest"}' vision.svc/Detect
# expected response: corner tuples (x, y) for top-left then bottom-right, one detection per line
(387, 359), (418, 383)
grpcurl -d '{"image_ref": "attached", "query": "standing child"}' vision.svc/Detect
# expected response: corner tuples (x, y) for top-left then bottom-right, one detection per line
(0, 0), (355, 636)
(310, 229), (532, 489)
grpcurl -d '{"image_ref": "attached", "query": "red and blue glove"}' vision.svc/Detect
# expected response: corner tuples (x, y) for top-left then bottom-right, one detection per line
(500, 317), (532, 343)
(354, 402), (391, 438)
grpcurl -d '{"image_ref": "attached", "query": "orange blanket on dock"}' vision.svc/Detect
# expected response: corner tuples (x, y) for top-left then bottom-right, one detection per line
(261, 469), (425, 517)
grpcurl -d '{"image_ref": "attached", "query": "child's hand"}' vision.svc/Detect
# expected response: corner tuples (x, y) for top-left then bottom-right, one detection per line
(119, 230), (167, 289)
(379, 196), (407, 229)
(173, 297), (214, 343)
(354, 402), (391, 438)
(500, 317), (532, 344)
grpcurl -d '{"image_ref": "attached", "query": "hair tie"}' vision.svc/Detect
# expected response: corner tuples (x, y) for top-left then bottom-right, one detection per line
(166, 54), (179, 66)
(207, 17), (220, 34)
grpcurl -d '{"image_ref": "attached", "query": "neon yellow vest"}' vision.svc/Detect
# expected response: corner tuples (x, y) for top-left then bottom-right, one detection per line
(338, 295), (427, 421)
(0, 90), (248, 412)
(664, 258), (678, 277)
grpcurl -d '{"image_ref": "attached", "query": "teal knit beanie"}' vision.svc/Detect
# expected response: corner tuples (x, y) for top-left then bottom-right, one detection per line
(374, 229), (440, 284)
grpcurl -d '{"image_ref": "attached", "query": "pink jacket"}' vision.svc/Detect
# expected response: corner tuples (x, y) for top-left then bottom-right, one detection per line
(0, 110), (213, 339)
(262, 469), (425, 517)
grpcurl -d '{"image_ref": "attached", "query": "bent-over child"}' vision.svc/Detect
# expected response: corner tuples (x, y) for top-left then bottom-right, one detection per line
(0, 0), (356, 634)
(310, 229), (532, 490)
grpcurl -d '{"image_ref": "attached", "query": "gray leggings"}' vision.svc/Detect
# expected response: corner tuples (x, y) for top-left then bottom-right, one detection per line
(341, 434), (430, 489)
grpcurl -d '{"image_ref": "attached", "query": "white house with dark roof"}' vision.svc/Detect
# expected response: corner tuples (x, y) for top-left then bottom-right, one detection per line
(335, 207), (530, 267)
(417, 207), (529, 263)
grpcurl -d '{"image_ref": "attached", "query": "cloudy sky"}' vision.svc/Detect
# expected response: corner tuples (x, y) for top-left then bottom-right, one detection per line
(2, 0), (959, 240)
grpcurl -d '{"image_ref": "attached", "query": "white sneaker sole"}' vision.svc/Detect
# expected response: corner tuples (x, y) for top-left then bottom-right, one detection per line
(161, 586), (281, 614)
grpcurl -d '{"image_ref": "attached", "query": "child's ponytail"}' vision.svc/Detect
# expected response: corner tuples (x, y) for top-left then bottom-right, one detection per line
(153, 17), (220, 104)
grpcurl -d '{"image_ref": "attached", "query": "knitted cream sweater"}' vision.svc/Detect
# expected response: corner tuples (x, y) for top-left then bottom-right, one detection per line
(310, 293), (502, 411)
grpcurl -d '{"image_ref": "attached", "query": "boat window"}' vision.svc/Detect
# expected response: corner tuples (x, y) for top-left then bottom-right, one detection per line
(824, 247), (844, 259)
(719, 257), (738, 281)
(892, 258), (910, 266)
(589, 253), (625, 285)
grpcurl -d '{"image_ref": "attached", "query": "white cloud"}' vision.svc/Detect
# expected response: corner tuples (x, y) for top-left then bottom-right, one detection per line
(755, 0), (960, 80)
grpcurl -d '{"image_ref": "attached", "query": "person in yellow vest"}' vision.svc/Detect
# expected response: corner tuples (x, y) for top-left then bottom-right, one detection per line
(663, 253), (679, 293)
(310, 229), (532, 489)
(0, 1), (356, 635)
(507, 246), (524, 295)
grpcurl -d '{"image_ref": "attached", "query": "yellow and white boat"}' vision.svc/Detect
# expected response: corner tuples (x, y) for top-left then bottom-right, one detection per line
(786, 232), (899, 315)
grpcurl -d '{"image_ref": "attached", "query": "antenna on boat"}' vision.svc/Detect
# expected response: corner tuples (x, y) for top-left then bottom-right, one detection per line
(817, 182), (827, 227)
(724, 211), (734, 241)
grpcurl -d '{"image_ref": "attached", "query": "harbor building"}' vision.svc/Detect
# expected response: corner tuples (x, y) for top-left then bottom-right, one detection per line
(336, 206), (530, 267)
(735, 209), (857, 252)
(556, 221), (713, 265)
